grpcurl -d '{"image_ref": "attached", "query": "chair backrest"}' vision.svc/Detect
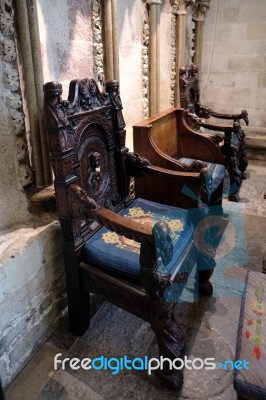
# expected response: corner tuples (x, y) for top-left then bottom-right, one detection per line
(43, 79), (132, 250)
(179, 64), (201, 115)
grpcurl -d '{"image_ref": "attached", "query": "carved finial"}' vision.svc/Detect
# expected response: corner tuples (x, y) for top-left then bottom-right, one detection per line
(153, 221), (173, 267)
(193, 0), (211, 22)
(43, 81), (63, 99)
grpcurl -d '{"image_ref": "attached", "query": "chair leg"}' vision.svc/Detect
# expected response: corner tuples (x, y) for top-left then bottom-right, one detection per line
(225, 145), (245, 202)
(197, 255), (215, 297)
(239, 148), (248, 178)
(64, 246), (91, 335)
(150, 298), (185, 391)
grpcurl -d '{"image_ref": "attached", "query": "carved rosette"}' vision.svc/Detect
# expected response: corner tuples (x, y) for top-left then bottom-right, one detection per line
(142, 20), (149, 118)
(92, 0), (105, 90)
(0, 0), (32, 186)
(193, 0), (211, 22)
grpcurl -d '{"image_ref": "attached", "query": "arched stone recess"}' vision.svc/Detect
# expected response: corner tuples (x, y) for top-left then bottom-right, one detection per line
(0, 0), (32, 188)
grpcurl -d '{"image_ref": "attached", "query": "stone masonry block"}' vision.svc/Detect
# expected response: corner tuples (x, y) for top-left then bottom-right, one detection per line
(247, 24), (266, 40)
(0, 221), (65, 388)
(223, 88), (250, 108)
(222, 6), (240, 24)
(253, 55), (266, 71)
(227, 56), (253, 72)
(207, 73), (236, 88)
(256, 41), (266, 55)
(258, 73), (266, 88)
(239, 4), (266, 23)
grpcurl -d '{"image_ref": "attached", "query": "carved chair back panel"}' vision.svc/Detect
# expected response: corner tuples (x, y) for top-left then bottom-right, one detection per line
(74, 119), (120, 208)
(44, 79), (128, 249)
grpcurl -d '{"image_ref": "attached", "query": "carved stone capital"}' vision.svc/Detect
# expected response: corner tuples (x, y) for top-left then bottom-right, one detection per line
(193, 0), (211, 22)
(145, 0), (162, 5)
(170, 0), (196, 15)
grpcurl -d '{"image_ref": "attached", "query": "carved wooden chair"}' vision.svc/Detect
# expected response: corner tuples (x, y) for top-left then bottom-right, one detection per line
(179, 64), (249, 201)
(44, 78), (218, 391)
(133, 107), (226, 207)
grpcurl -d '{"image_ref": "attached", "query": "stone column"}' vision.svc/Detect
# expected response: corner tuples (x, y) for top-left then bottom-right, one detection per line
(111, 0), (119, 81)
(193, 0), (211, 68)
(146, 0), (162, 116)
(103, 0), (114, 80)
(103, 0), (119, 81)
(15, 0), (45, 187)
(27, 0), (52, 186)
(171, 0), (195, 107)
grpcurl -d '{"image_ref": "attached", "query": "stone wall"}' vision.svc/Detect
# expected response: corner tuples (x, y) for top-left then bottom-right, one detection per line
(37, 0), (94, 95)
(0, 0), (32, 229)
(200, 0), (266, 130)
(0, 221), (65, 388)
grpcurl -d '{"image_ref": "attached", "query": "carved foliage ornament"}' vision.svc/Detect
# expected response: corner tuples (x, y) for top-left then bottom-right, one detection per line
(92, 0), (104, 89)
(142, 19), (149, 118)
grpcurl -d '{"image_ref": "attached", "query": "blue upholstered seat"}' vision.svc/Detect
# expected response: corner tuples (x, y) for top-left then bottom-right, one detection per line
(178, 157), (225, 192)
(82, 198), (194, 281)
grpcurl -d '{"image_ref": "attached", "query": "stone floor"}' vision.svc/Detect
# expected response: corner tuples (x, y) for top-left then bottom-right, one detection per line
(4, 161), (266, 400)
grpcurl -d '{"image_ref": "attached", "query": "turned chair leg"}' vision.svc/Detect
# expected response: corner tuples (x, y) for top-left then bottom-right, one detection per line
(150, 298), (185, 391)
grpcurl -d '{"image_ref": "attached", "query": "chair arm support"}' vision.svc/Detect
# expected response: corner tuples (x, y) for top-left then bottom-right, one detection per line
(125, 152), (210, 204)
(186, 111), (237, 133)
(66, 182), (175, 271)
(199, 105), (249, 126)
(94, 208), (178, 287)
(126, 151), (202, 180)
(93, 207), (154, 245)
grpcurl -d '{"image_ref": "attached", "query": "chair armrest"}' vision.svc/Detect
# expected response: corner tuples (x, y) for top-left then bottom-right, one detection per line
(185, 111), (237, 133)
(199, 105), (249, 126)
(66, 182), (167, 266)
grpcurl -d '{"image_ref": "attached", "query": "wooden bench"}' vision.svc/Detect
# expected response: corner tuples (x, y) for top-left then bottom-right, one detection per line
(234, 271), (266, 399)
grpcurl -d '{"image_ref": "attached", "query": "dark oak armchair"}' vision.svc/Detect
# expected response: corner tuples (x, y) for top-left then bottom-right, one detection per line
(179, 64), (249, 201)
(43, 78), (218, 391)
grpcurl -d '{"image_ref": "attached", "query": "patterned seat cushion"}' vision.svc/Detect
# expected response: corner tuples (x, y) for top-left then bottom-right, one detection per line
(178, 157), (225, 192)
(82, 198), (194, 281)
